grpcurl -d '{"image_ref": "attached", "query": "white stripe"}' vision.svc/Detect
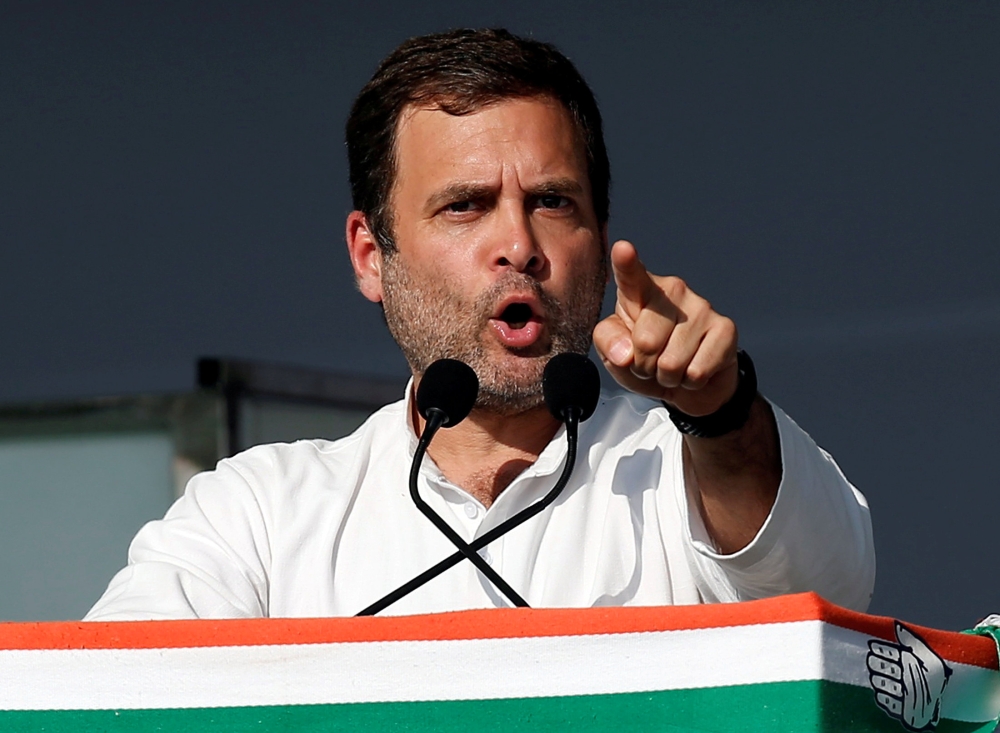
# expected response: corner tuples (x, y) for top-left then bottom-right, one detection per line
(2, 620), (995, 723)
(0, 621), (823, 711)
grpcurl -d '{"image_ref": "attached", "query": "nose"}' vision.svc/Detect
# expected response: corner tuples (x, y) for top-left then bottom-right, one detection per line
(492, 206), (546, 276)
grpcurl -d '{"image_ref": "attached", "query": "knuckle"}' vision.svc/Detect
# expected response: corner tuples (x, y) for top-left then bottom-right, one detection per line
(661, 276), (687, 301)
(657, 351), (683, 376)
(685, 364), (711, 388)
(593, 315), (617, 337)
(631, 328), (661, 355)
(687, 293), (713, 321)
(716, 316), (737, 341)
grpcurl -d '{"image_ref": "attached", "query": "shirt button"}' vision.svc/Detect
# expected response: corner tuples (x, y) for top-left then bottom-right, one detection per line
(464, 502), (479, 519)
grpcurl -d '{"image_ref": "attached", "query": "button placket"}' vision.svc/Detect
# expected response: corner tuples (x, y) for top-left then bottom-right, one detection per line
(421, 476), (475, 542)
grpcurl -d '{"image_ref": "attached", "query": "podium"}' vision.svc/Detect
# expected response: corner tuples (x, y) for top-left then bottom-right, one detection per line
(1, 593), (997, 732)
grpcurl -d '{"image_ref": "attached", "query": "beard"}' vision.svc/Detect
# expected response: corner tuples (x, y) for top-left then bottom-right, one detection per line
(380, 255), (606, 416)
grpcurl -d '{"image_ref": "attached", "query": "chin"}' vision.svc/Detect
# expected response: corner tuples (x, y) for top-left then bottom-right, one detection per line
(474, 388), (546, 416)
(472, 354), (547, 415)
(492, 351), (548, 381)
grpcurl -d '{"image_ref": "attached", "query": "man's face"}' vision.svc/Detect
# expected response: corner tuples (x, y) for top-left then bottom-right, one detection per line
(379, 96), (606, 414)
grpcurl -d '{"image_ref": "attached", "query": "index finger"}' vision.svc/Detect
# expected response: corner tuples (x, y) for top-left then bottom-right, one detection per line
(611, 240), (657, 310)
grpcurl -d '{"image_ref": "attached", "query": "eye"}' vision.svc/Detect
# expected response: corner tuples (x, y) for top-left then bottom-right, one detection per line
(445, 200), (479, 213)
(536, 194), (571, 210)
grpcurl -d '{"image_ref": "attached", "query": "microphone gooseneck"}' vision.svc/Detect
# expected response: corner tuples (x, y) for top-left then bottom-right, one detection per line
(412, 359), (529, 610)
(357, 353), (602, 617)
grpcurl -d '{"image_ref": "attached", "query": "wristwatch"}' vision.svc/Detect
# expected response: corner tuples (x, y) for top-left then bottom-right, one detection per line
(663, 349), (758, 438)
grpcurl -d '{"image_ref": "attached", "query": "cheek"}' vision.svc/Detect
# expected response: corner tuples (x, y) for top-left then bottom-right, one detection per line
(556, 237), (605, 281)
(405, 221), (487, 270)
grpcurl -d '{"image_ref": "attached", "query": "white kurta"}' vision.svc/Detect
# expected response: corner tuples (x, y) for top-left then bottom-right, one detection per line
(85, 390), (875, 620)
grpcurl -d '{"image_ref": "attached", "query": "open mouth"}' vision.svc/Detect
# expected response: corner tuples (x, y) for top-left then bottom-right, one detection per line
(500, 302), (534, 330)
(490, 297), (544, 348)
(490, 298), (545, 349)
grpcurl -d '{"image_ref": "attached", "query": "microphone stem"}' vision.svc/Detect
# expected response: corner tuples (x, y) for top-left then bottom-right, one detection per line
(358, 409), (580, 617)
(407, 410), (529, 608)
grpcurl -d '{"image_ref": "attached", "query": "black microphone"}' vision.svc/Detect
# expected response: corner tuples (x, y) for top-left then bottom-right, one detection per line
(410, 359), (529, 609)
(416, 358), (478, 429)
(357, 353), (602, 616)
(542, 352), (601, 423)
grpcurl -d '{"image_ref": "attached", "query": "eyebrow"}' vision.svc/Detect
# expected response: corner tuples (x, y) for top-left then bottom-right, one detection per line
(425, 183), (496, 212)
(524, 178), (586, 198)
(425, 178), (586, 212)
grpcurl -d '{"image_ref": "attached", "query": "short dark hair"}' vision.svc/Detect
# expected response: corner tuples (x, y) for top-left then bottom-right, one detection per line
(346, 28), (611, 252)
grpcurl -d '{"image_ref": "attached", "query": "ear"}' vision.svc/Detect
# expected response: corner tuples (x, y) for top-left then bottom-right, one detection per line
(346, 211), (384, 303)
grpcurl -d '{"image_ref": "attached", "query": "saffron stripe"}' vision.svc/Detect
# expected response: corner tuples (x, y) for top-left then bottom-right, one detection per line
(0, 593), (995, 672)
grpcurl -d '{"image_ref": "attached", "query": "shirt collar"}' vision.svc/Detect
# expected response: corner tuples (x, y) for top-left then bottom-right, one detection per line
(399, 378), (570, 486)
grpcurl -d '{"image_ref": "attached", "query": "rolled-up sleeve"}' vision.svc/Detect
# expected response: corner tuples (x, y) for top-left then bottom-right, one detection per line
(681, 403), (876, 612)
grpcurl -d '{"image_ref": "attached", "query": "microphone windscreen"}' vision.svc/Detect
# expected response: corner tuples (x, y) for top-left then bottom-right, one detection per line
(543, 353), (601, 422)
(416, 359), (479, 426)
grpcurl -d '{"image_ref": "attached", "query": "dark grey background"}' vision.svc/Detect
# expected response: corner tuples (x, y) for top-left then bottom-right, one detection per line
(2, 1), (998, 629)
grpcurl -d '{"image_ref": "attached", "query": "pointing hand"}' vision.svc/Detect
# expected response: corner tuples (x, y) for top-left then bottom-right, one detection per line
(593, 240), (740, 417)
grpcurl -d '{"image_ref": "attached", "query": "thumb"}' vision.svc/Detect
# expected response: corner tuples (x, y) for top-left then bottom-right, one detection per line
(594, 314), (671, 400)
(895, 623), (938, 662)
(593, 313), (634, 369)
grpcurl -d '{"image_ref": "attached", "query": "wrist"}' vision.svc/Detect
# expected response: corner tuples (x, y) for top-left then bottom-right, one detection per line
(663, 350), (758, 438)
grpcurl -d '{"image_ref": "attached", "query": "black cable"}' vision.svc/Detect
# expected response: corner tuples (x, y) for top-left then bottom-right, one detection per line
(357, 407), (579, 617)
(406, 408), (529, 608)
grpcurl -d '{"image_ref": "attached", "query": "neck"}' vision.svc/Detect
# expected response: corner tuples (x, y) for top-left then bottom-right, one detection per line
(414, 400), (560, 508)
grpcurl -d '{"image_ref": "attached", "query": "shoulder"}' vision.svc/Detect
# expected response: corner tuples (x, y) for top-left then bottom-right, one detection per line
(186, 398), (409, 500)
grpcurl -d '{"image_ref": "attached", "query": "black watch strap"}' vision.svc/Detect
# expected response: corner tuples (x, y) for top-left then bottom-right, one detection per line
(663, 350), (758, 438)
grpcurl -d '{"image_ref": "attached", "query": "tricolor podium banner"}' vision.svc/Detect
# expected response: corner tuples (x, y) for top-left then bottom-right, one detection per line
(0, 593), (997, 732)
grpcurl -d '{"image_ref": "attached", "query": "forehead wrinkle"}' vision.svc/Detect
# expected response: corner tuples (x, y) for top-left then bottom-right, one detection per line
(397, 107), (503, 196)
(395, 99), (591, 220)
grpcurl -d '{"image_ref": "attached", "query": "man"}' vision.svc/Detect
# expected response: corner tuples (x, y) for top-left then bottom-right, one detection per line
(86, 29), (874, 620)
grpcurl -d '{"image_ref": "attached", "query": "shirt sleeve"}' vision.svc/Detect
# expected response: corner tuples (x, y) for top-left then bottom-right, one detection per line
(83, 457), (272, 621)
(679, 402), (876, 612)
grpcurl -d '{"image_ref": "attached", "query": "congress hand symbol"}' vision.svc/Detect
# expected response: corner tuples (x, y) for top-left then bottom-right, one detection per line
(867, 622), (952, 731)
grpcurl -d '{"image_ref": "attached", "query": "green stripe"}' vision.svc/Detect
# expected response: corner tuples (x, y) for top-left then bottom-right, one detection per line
(0, 682), (993, 732)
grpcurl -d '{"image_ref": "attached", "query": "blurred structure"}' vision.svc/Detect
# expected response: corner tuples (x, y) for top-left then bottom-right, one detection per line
(0, 360), (405, 622)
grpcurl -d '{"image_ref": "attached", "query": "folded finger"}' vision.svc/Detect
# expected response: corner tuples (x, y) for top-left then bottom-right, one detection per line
(654, 316), (705, 389)
(680, 317), (737, 390)
(628, 305), (677, 379)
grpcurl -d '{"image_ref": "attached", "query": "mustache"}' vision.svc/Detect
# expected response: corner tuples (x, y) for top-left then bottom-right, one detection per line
(473, 273), (561, 324)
